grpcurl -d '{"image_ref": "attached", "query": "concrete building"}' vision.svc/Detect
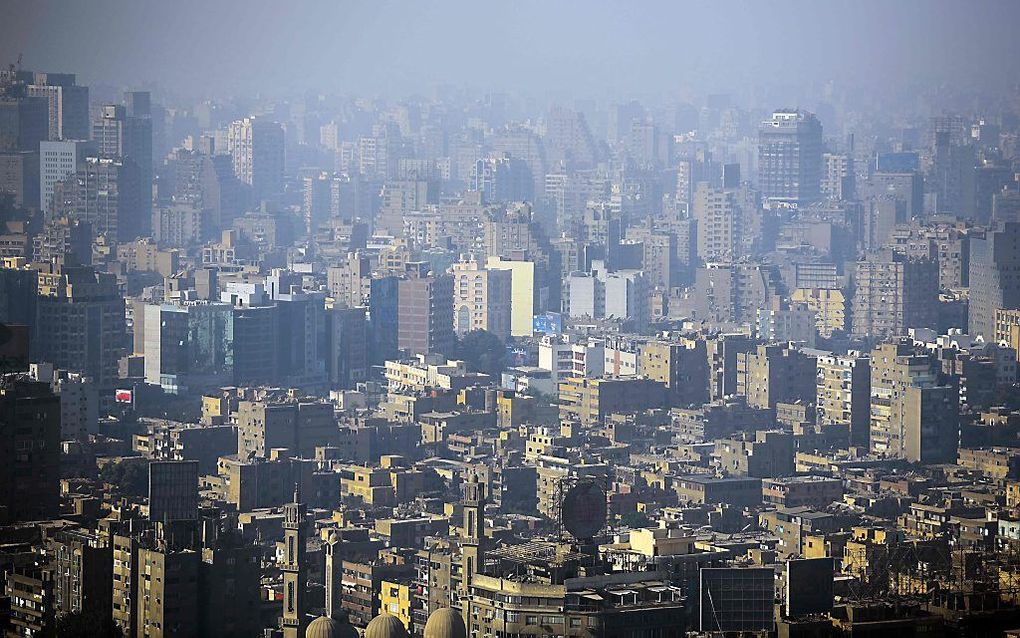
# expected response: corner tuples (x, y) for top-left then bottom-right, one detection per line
(26, 73), (89, 141)
(452, 258), (512, 340)
(558, 377), (666, 426)
(485, 256), (536, 337)
(693, 182), (743, 261)
(227, 116), (285, 204)
(236, 398), (338, 460)
(970, 223), (1020, 340)
(35, 265), (124, 397)
(639, 338), (709, 407)
(49, 528), (111, 619)
(716, 430), (795, 478)
(758, 110), (823, 207)
(790, 287), (847, 337)
(736, 343), (817, 410)
(0, 377), (60, 522)
(397, 265), (455, 356)
(50, 155), (142, 241)
(851, 251), (939, 339)
(92, 103), (152, 234)
(39, 140), (91, 216)
(869, 341), (958, 462)
(762, 475), (844, 509)
(995, 308), (1020, 357)
(815, 352), (871, 447)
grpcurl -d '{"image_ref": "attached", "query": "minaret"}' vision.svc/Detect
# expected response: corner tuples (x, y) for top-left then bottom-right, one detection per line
(459, 474), (486, 614)
(281, 485), (307, 638)
(324, 529), (344, 620)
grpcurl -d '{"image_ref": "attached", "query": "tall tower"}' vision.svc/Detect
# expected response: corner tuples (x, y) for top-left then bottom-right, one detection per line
(324, 530), (343, 620)
(758, 109), (823, 207)
(281, 485), (307, 638)
(459, 474), (486, 614)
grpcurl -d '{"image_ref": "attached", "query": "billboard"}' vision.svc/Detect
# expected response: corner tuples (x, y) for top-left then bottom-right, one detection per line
(786, 557), (834, 618)
(699, 567), (774, 633)
(533, 312), (563, 335)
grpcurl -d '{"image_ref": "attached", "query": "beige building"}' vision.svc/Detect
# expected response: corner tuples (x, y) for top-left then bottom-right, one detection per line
(815, 352), (871, 447)
(869, 341), (957, 462)
(486, 256), (536, 337)
(791, 287), (847, 337)
(452, 258), (512, 339)
(851, 251), (939, 339)
(693, 182), (742, 262)
(995, 308), (1020, 360)
(638, 338), (710, 407)
(736, 343), (817, 410)
(558, 377), (666, 426)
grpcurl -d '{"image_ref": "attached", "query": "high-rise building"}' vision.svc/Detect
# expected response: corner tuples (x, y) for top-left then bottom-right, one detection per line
(471, 153), (534, 204)
(693, 182), (743, 262)
(851, 250), (939, 339)
(0, 376), (61, 522)
(39, 140), (91, 216)
(397, 264), (455, 356)
(0, 149), (39, 209)
(736, 343), (817, 410)
(639, 338), (710, 407)
(0, 92), (48, 152)
(869, 341), (958, 462)
(758, 110), (823, 207)
(930, 130), (975, 217)
(816, 352), (872, 447)
(49, 528), (111, 620)
(26, 72), (89, 141)
(452, 258), (512, 340)
(327, 304), (369, 390)
(821, 152), (854, 200)
(969, 222), (1020, 339)
(227, 116), (285, 204)
(50, 156), (142, 241)
(35, 265), (124, 399)
(136, 540), (201, 637)
(92, 103), (152, 234)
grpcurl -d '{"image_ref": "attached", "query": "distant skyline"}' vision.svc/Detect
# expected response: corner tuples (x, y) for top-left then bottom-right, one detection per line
(4, 0), (1020, 104)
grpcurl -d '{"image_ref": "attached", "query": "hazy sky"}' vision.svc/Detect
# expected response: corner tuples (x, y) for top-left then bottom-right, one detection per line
(3, 0), (1020, 102)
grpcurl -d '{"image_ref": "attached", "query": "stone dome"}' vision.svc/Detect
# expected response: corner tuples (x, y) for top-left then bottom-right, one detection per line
(306, 614), (359, 638)
(424, 608), (467, 638)
(364, 613), (410, 638)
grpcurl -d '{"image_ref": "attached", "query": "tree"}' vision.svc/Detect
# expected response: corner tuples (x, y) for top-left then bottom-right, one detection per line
(98, 459), (149, 497)
(53, 609), (122, 637)
(453, 329), (507, 378)
(619, 511), (651, 529)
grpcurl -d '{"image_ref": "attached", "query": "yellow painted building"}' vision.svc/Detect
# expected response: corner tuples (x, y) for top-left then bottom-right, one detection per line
(378, 580), (413, 631)
(486, 256), (535, 337)
(791, 287), (847, 337)
(995, 308), (1020, 360)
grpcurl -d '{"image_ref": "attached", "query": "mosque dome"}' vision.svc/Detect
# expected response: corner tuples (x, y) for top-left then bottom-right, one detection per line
(364, 613), (410, 638)
(306, 613), (359, 638)
(424, 608), (467, 638)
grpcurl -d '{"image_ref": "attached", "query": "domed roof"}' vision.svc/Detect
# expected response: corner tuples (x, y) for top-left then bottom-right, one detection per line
(424, 608), (467, 638)
(364, 613), (410, 638)
(306, 614), (358, 638)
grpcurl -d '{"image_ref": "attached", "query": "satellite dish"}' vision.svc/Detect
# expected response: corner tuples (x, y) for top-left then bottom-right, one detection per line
(561, 479), (607, 541)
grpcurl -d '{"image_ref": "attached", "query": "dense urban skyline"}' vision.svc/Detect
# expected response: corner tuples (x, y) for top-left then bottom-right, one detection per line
(3, 3), (1020, 638)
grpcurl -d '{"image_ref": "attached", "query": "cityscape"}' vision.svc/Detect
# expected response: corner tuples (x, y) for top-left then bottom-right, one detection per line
(4, 1), (1020, 636)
